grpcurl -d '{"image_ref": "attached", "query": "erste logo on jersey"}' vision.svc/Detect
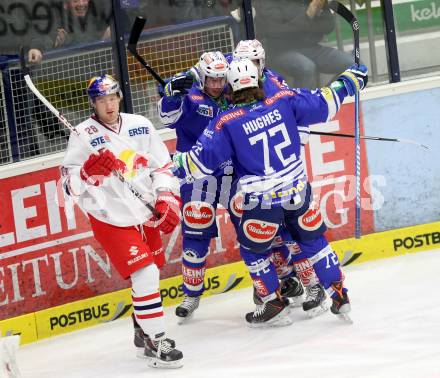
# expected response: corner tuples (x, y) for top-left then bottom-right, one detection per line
(264, 90), (296, 106)
(197, 104), (214, 118)
(229, 192), (244, 218)
(299, 201), (323, 231)
(183, 201), (215, 229)
(214, 108), (245, 131)
(243, 219), (279, 243)
(128, 126), (149, 137)
(90, 134), (110, 147)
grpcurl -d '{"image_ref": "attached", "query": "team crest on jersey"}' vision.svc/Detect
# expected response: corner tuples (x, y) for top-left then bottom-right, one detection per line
(229, 192), (244, 218)
(298, 201), (323, 231)
(215, 108), (245, 131)
(197, 104), (214, 118)
(243, 219), (279, 243)
(183, 201), (215, 229)
(264, 90), (296, 106)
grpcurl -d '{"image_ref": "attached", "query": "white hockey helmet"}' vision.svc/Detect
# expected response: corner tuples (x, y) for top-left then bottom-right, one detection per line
(195, 51), (229, 90)
(233, 39), (265, 77)
(227, 58), (259, 92)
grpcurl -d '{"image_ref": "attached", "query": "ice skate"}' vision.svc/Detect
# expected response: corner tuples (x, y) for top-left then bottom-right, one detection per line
(330, 281), (352, 324)
(143, 333), (183, 369)
(132, 314), (175, 358)
(175, 295), (200, 324)
(245, 295), (292, 328)
(280, 276), (304, 307)
(302, 283), (329, 318)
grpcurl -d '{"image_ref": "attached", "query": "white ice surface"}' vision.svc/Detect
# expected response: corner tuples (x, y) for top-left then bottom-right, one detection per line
(18, 249), (440, 378)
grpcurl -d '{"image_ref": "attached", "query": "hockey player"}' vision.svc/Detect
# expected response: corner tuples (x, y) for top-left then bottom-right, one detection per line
(61, 75), (183, 368)
(158, 51), (236, 323)
(173, 59), (368, 326)
(233, 39), (328, 317)
(158, 51), (304, 323)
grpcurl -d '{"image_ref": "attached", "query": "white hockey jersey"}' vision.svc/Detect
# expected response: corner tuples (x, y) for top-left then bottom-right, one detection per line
(61, 112), (179, 227)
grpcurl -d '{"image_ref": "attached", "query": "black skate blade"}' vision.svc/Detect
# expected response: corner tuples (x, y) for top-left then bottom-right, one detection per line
(146, 356), (183, 369)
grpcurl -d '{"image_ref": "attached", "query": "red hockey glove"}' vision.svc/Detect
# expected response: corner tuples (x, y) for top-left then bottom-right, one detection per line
(80, 149), (118, 186)
(153, 192), (182, 234)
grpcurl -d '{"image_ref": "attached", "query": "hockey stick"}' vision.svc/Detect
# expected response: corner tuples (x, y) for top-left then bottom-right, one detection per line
(329, 1), (362, 239)
(310, 131), (429, 149)
(19, 50), (160, 218)
(128, 17), (166, 87)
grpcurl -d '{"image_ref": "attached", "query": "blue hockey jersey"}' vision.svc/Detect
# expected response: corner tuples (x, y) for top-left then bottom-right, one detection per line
(182, 86), (344, 205)
(157, 87), (228, 153)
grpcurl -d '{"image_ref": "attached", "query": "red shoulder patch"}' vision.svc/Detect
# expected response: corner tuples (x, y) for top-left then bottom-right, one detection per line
(214, 108), (246, 131)
(190, 94), (204, 101)
(264, 90), (296, 106)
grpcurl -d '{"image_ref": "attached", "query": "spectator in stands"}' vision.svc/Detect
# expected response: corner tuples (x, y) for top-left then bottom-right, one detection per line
(0, 0), (46, 162)
(32, 0), (113, 143)
(47, 0), (111, 49)
(254, 0), (355, 88)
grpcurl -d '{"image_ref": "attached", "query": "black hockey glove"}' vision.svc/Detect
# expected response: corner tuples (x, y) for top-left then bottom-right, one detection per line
(164, 73), (194, 97)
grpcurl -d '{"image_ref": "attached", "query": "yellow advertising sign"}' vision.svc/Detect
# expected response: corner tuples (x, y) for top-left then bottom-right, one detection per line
(332, 221), (440, 267)
(0, 313), (37, 345)
(35, 289), (133, 340)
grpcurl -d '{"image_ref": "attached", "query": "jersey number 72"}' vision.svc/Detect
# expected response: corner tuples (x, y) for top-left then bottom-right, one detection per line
(248, 122), (297, 175)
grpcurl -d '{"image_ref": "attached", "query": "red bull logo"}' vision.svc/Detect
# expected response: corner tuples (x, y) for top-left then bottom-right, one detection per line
(117, 150), (149, 178)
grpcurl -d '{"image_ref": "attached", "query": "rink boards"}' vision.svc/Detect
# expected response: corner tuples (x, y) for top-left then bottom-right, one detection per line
(1, 219), (440, 345)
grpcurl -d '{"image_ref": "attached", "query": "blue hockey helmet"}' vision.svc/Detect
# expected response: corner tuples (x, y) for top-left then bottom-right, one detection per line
(87, 74), (122, 101)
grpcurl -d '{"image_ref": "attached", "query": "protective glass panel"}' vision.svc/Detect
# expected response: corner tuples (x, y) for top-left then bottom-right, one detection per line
(393, 0), (440, 80)
(122, 1), (247, 129)
(253, 0), (389, 88)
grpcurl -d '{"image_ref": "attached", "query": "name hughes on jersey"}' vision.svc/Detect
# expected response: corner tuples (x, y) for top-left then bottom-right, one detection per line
(242, 109), (282, 135)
